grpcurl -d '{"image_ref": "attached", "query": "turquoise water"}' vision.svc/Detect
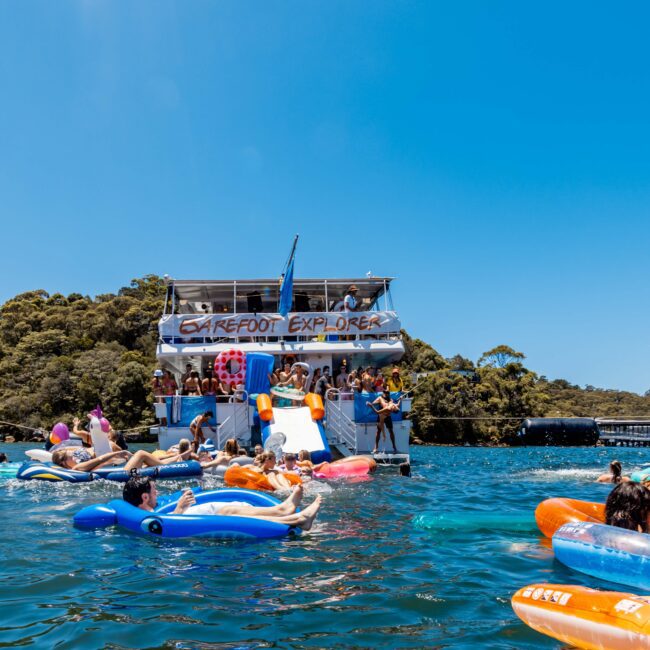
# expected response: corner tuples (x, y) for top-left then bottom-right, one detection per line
(0, 443), (645, 648)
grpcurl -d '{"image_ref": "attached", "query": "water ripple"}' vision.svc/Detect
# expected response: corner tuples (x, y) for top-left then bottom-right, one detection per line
(0, 443), (631, 647)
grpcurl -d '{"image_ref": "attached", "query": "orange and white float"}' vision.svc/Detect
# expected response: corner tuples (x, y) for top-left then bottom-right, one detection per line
(512, 583), (650, 650)
(535, 497), (605, 538)
(224, 465), (302, 492)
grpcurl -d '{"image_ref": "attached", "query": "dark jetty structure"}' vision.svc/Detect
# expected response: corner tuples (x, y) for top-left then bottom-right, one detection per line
(516, 418), (600, 446)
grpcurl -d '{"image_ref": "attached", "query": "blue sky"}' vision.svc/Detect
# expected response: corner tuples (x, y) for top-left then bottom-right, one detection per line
(1, 1), (649, 393)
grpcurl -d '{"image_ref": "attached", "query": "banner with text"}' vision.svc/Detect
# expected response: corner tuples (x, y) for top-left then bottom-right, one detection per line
(159, 311), (401, 338)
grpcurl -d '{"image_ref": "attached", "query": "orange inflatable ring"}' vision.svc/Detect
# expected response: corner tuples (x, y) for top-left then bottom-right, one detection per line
(535, 498), (605, 538)
(512, 583), (650, 650)
(224, 465), (301, 492)
(214, 348), (247, 387)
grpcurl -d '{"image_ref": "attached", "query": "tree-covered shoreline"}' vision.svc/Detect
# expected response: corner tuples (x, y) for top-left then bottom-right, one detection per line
(0, 276), (648, 444)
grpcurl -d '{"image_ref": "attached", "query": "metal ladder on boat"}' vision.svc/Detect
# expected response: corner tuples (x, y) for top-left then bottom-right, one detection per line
(324, 389), (357, 455)
(216, 390), (250, 449)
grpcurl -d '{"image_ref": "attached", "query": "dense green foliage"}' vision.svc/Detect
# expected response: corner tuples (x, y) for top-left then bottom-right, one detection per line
(1, 277), (649, 444)
(0, 276), (165, 437)
(399, 333), (650, 445)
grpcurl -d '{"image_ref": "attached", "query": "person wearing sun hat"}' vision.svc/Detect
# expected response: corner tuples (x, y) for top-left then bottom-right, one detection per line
(343, 285), (358, 312)
(151, 369), (164, 399)
(386, 367), (404, 393)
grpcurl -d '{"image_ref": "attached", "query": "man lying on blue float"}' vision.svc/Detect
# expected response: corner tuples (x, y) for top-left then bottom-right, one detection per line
(74, 478), (321, 539)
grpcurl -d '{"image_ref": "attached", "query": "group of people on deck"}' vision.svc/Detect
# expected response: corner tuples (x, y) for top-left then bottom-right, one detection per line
(267, 362), (404, 397)
(151, 364), (241, 402)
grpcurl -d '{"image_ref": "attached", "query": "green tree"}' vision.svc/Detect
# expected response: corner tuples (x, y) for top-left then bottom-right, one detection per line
(478, 345), (525, 368)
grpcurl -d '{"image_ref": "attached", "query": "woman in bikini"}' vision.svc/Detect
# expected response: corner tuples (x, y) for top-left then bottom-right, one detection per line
(184, 371), (202, 396)
(367, 390), (402, 454)
(200, 438), (241, 469)
(201, 368), (219, 396)
(253, 451), (292, 490)
(162, 370), (178, 396)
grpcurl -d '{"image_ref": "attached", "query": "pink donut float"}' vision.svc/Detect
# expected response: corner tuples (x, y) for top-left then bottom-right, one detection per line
(214, 348), (247, 387)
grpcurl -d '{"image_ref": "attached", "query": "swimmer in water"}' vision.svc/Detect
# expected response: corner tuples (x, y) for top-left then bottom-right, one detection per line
(596, 460), (629, 484)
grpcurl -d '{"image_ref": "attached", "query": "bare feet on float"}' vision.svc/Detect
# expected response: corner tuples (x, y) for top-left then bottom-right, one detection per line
(298, 495), (322, 531)
(289, 484), (303, 509)
(277, 484), (303, 515)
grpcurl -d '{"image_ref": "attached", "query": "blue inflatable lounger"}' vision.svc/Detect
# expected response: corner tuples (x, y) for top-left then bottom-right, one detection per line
(16, 460), (203, 483)
(74, 487), (301, 539)
(553, 521), (650, 592)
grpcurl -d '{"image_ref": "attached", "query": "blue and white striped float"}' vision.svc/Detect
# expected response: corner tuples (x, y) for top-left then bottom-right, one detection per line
(553, 521), (650, 591)
(74, 487), (300, 539)
(16, 460), (203, 483)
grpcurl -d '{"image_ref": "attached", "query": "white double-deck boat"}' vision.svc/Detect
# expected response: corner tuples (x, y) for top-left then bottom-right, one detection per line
(152, 276), (411, 464)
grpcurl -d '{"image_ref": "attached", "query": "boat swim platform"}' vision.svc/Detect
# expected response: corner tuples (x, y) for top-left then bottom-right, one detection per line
(372, 452), (410, 466)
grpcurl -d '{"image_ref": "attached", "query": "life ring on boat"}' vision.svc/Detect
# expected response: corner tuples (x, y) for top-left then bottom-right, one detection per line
(535, 497), (605, 538)
(214, 349), (247, 387)
(224, 465), (301, 492)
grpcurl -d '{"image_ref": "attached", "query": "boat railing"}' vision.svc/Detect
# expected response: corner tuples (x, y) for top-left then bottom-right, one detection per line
(159, 332), (402, 346)
(215, 391), (250, 447)
(215, 416), (232, 450)
(324, 389), (357, 453)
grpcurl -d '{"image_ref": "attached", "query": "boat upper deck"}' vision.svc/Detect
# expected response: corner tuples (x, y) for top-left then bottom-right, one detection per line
(157, 276), (404, 360)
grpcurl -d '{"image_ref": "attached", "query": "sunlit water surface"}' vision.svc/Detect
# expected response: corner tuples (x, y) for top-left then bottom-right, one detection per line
(0, 443), (645, 648)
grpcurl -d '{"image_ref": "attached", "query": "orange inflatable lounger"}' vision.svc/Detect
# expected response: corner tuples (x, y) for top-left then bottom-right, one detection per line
(535, 498), (605, 538)
(512, 583), (650, 650)
(224, 465), (301, 492)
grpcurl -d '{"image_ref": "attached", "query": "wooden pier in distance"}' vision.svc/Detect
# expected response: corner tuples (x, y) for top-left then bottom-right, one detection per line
(596, 419), (650, 447)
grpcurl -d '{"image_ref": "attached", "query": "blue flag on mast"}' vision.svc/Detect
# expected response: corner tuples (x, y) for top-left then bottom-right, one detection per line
(279, 235), (298, 317)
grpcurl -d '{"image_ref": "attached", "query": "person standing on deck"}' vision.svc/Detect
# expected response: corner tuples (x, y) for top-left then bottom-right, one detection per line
(278, 364), (307, 392)
(343, 285), (358, 312)
(315, 367), (333, 399)
(386, 367), (404, 393)
(180, 364), (193, 394)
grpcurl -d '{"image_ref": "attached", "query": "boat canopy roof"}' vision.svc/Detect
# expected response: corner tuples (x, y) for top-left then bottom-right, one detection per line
(170, 277), (393, 302)
(166, 277), (394, 314)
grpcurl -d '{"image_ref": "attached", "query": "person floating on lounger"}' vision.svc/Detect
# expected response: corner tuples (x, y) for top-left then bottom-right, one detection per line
(122, 477), (321, 531)
(51, 447), (193, 473)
